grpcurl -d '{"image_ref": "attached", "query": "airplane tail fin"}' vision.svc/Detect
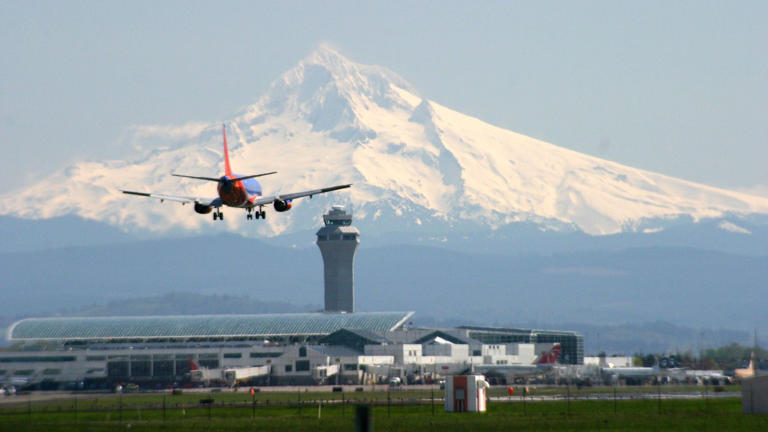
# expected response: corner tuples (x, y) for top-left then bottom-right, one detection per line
(536, 343), (561, 365)
(222, 124), (233, 177)
(190, 359), (199, 371)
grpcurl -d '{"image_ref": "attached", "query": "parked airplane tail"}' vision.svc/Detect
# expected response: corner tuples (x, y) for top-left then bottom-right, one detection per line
(535, 343), (561, 364)
(734, 354), (755, 379)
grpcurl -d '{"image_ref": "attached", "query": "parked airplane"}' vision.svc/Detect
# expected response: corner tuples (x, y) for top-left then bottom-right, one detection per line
(685, 369), (731, 385)
(476, 343), (562, 377)
(601, 365), (661, 380)
(121, 124), (351, 220)
(734, 353), (756, 380)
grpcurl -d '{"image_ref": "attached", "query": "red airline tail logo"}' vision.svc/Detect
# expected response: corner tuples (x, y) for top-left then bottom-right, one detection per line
(189, 359), (199, 371)
(536, 343), (561, 364)
(222, 124), (233, 177)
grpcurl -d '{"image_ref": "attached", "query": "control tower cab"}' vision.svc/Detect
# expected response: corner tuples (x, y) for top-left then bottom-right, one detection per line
(316, 205), (360, 313)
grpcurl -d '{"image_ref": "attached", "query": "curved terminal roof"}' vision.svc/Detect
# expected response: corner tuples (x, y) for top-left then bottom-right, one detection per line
(8, 311), (414, 342)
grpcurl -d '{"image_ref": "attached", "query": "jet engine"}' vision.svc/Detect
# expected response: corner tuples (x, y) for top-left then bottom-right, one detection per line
(194, 202), (213, 214)
(273, 199), (292, 212)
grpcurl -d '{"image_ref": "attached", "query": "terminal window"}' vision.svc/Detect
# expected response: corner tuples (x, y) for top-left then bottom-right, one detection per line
(175, 357), (193, 376)
(199, 359), (219, 369)
(107, 361), (129, 377)
(132, 361), (151, 377)
(250, 352), (282, 358)
(153, 359), (174, 377)
(0, 356), (76, 363)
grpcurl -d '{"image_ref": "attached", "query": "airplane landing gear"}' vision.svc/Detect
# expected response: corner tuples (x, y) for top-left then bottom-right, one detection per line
(213, 210), (224, 221)
(248, 207), (266, 221)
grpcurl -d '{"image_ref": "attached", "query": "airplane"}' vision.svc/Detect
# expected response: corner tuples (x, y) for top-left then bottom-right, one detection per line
(121, 124), (351, 221)
(684, 369), (731, 385)
(601, 365), (661, 380)
(475, 343), (562, 377)
(734, 353), (756, 380)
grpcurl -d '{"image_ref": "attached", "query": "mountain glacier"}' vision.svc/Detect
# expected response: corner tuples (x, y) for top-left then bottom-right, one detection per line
(2, 45), (768, 237)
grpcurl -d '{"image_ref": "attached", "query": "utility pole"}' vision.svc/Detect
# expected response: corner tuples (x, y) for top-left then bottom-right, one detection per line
(657, 378), (662, 415)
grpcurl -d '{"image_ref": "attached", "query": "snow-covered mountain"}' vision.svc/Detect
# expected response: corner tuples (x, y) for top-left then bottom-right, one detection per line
(2, 44), (768, 237)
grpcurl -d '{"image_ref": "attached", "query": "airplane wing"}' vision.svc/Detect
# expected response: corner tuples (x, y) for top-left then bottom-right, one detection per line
(172, 171), (277, 182)
(120, 190), (220, 207)
(249, 184), (352, 206)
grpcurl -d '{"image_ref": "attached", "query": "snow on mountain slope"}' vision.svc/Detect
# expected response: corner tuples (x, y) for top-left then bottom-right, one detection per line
(2, 44), (767, 236)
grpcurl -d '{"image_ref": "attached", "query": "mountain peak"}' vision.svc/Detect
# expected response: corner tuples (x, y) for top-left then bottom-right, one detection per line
(301, 43), (352, 69)
(256, 46), (420, 136)
(283, 45), (418, 99)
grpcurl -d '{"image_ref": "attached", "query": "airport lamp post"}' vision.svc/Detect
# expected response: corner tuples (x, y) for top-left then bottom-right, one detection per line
(657, 378), (662, 414)
(251, 388), (256, 419)
(522, 385), (526, 416)
(430, 358), (436, 416)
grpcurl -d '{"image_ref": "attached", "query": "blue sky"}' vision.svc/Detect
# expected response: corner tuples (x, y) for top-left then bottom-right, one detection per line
(1, 1), (766, 194)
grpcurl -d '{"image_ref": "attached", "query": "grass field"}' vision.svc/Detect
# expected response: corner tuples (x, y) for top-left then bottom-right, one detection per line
(1, 387), (766, 431)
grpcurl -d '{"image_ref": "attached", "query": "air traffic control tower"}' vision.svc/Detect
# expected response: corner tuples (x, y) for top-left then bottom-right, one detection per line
(316, 205), (360, 313)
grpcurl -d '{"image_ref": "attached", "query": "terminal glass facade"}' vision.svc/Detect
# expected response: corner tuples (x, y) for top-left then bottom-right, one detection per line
(461, 326), (584, 365)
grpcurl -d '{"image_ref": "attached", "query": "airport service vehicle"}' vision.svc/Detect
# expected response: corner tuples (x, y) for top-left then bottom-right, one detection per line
(188, 360), (269, 387)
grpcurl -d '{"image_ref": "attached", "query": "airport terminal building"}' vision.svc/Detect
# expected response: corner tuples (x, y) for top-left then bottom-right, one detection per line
(3, 313), (582, 388)
(1, 206), (583, 389)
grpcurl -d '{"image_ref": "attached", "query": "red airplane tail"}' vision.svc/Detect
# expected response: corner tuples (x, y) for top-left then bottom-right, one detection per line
(535, 343), (561, 364)
(222, 124), (233, 177)
(189, 359), (199, 371)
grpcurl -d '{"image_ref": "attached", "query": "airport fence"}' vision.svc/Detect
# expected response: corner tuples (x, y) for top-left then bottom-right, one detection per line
(0, 384), (742, 424)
